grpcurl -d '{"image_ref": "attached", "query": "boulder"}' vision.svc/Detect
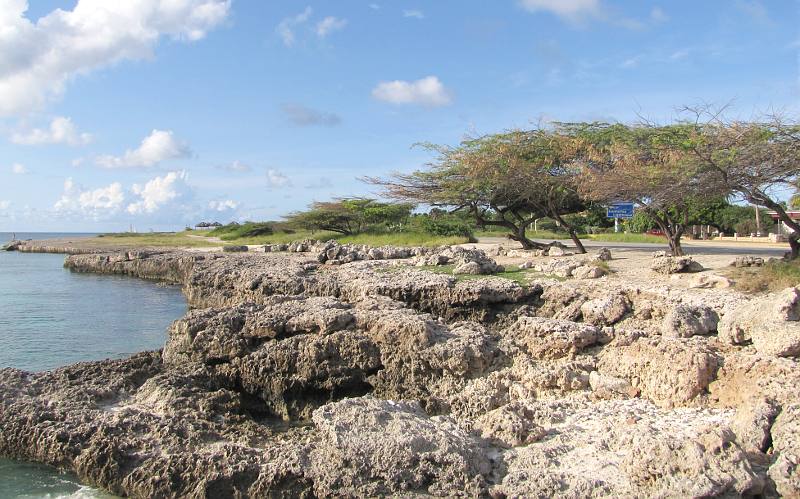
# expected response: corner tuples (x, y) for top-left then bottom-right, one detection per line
(718, 287), (800, 357)
(651, 256), (704, 274)
(731, 256), (764, 268)
(769, 404), (800, 497)
(501, 316), (599, 360)
(580, 293), (630, 326)
(473, 402), (546, 447)
(453, 261), (482, 275)
(729, 398), (779, 454)
(688, 274), (733, 289)
(595, 247), (612, 261)
(572, 265), (606, 279)
(661, 304), (719, 338)
(598, 337), (720, 408)
(588, 371), (638, 398)
(310, 398), (490, 497)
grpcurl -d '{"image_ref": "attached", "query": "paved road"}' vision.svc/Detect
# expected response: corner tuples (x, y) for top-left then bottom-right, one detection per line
(476, 237), (788, 257)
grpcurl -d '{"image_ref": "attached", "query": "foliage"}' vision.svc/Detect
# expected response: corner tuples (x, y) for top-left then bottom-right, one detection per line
(286, 198), (414, 235)
(209, 222), (274, 240)
(367, 129), (589, 252)
(409, 212), (475, 238)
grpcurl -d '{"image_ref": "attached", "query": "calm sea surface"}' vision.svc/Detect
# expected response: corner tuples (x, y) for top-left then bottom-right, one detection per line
(0, 233), (187, 498)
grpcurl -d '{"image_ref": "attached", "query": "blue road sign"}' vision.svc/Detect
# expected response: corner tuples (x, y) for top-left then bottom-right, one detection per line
(607, 202), (635, 219)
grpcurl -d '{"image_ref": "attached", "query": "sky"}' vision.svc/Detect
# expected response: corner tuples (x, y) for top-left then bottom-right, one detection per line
(0, 0), (798, 232)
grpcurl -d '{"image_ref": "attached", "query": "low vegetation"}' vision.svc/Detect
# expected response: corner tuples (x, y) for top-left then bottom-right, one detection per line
(727, 259), (800, 294)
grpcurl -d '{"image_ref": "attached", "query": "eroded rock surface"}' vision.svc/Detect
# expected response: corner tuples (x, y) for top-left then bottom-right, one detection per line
(1, 248), (796, 497)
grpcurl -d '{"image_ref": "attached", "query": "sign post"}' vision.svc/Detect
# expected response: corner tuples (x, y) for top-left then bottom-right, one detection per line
(607, 202), (634, 233)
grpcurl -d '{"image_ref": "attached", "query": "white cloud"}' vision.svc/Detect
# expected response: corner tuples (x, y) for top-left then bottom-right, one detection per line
(96, 129), (190, 169)
(11, 116), (92, 146)
(127, 170), (190, 214)
(208, 199), (238, 211)
(650, 6), (668, 23)
(11, 163), (27, 174)
(619, 56), (641, 69)
(0, 200), (10, 211)
(403, 9), (425, 19)
(282, 103), (341, 126)
(316, 16), (347, 38)
(266, 169), (291, 188)
(518, 0), (599, 22)
(369, 4), (380, 10)
(218, 160), (251, 173)
(276, 7), (313, 47)
(372, 76), (452, 107)
(0, 0), (231, 117)
(54, 178), (125, 217)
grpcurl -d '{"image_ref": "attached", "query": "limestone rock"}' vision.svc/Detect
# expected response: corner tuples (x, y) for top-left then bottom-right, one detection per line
(729, 397), (779, 454)
(310, 398), (490, 497)
(651, 256), (704, 274)
(718, 287), (800, 357)
(731, 256), (764, 268)
(661, 304), (719, 338)
(473, 402), (546, 447)
(598, 337), (720, 408)
(588, 370), (638, 398)
(769, 404), (800, 497)
(501, 316), (599, 360)
(595, 247), (612, 261)
(572, 265), (606, 279)
(689, 273), (734, 289)
(580, 293), (630, 326)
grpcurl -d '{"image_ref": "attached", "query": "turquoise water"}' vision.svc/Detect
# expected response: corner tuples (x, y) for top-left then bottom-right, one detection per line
(0, 233), (188, 498)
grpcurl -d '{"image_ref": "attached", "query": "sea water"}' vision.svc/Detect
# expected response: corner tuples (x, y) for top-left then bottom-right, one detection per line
(0, 233), (188, 498)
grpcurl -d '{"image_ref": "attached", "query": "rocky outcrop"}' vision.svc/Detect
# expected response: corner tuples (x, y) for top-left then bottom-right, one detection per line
(4, 246), (799, 497)
(597, 337), (720, 408)
(719, 287), (800, 357)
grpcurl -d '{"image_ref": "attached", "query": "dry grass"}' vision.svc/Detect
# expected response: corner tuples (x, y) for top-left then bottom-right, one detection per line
(724, 259), (800, 294)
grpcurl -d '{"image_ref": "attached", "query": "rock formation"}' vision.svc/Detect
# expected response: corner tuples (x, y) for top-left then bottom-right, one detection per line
(1, 247), (798, 497)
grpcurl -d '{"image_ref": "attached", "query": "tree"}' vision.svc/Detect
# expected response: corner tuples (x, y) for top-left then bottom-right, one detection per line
(681, 111), (800, 257)
(286, 198), (414, 235)
(573, 122), (730, 256)
(367, 129), (589, 252)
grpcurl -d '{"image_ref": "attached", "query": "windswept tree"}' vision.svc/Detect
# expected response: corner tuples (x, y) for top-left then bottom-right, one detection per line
(367, 129), (589, 252)
(286, 198), (414, 235)
(573, 122), (730, 256)
(681, 111), (800, 258)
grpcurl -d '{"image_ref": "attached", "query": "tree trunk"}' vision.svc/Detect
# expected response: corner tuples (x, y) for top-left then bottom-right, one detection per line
(669, 233), (684, 256)
(509, 226), (547, 250)
(789, 232), (800, 260)
(568, 229), (586, 254)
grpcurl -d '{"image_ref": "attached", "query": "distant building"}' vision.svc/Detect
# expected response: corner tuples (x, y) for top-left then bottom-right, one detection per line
(194, 221), (223, 230)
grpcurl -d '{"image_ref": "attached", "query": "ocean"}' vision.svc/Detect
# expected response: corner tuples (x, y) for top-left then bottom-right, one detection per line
(0, 233), (188, 498)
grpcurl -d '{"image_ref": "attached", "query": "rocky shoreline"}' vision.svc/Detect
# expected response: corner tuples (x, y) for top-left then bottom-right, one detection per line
(1, 241), (799, 497)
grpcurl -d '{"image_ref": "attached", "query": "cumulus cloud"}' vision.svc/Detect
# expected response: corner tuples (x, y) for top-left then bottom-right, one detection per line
(266, 169), (291, 188)
(276, 7), (313, 47)
(403, 9), (425, 19)
(281, 103), (341, 126)
(11, 116), (92, 146)
(96, 129), (190, 169)
(54, 178), (125, 217)
(0, 0), (231, 116)
(208, 199), (238, 211)
(11, 163), (27, 174)
(0, 200), (10, 211)
(127, 170), (190, 214)
(217, 160), (252, 173)
(518, 0), (599, 21)
(316, 16), (347, 37)
(372, 76), (452, 107)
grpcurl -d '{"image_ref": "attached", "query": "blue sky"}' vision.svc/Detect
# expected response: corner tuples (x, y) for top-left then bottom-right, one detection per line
(0, 0), (798, 231)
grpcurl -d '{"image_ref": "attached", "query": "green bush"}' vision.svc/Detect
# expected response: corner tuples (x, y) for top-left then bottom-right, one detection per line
(412, 214), (474, 238)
